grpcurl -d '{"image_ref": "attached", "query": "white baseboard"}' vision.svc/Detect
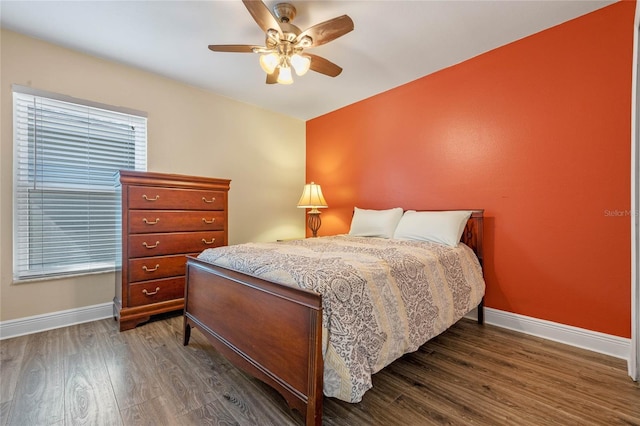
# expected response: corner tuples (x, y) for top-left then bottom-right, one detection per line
(466, 307), (631, 361)
(0, 302), (113, 340)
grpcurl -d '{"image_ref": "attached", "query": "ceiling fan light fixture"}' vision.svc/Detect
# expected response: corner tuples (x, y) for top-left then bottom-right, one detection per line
(291, 54), (311, 76)
(277, 65), (294, 84)
(208, 1), (354, 84)
(259, 53), (279, 74)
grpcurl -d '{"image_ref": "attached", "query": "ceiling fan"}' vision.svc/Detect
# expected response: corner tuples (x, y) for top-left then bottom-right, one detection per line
(208, 0), (354, 85)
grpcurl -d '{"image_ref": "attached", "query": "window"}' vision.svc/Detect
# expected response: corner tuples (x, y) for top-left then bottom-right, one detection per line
(13, 86), (147, 281)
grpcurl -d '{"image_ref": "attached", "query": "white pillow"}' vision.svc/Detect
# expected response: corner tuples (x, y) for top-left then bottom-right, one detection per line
(393, 210), (472, 247)
(348, 207), (404, 238)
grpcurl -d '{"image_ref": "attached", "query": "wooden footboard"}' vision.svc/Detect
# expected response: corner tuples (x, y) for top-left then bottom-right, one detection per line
(183, 257), (323, 426)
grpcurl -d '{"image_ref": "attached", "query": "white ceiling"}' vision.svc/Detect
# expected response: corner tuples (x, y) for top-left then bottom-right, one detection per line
(1, 0), (614, 121)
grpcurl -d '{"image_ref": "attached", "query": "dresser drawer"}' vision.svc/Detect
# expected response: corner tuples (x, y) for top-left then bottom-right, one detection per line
(128, 277), (185, 307)
(128, 186), (226, 211)
(128, 231), (225, 258)
(129, 210), (225, 234)
(128, 253), (198, 283)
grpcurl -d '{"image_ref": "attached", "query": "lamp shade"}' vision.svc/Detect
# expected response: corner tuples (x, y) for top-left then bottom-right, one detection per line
(259, 53), (279, 74)
(291, 54), (311, 76)
(277, 65), (294, 85)
(297, 182), (328, 209)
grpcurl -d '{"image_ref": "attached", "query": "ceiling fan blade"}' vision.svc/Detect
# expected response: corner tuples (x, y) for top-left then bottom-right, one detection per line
(208, 44), (260, 53)
(307, 54), (343, 77)
(296, 15), (354, 48)
(242, 0), (282, 37)
(266, 69), (279, 84)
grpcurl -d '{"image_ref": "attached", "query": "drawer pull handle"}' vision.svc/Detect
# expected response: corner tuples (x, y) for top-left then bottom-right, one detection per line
(142, 287), (160, 296)
(143, 241), (160, 249)
(142, 264), (160, 272)
(142, 194), (160, 201)
(202, 218), (216, 224)
(202, 196), (216, 203)
(202, 238), (216, 245)
(143, 218), (160, 225)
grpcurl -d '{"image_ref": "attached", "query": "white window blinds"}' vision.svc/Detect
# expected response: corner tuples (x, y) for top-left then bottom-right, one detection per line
(13, 86), (147, 281)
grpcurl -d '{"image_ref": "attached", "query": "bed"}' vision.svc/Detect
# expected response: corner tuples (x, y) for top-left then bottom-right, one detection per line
(183, 209), (485, 426)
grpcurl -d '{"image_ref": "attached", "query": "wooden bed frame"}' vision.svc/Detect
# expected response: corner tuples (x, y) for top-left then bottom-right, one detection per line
(183, 209), (484, 426)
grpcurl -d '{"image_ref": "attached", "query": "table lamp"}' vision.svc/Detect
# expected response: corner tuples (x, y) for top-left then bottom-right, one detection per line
(296, 182), (328, 237)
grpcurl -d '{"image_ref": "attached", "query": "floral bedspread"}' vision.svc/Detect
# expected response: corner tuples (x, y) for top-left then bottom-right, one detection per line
(197, 235), (485, 403)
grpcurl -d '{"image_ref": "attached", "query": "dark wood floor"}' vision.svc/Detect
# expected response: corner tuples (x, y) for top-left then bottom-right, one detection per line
(1, 314), (638, 425)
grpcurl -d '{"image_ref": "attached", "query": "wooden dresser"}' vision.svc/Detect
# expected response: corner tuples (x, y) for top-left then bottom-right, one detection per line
(114, 170), (231, 331)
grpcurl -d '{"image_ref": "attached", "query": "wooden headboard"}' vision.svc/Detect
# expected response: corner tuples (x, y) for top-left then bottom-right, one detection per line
(461, 210), (484, 267)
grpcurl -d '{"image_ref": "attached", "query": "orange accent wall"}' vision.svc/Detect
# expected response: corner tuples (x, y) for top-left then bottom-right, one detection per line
(306, 1), (634, 338)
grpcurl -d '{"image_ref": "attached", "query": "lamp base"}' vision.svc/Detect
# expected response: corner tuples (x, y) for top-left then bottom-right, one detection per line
(307, 212), (322, 238)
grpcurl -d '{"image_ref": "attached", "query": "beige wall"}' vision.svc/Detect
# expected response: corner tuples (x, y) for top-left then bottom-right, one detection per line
(0, 29), (306, 322)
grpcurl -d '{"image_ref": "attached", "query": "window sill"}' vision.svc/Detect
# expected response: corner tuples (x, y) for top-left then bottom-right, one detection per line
(13, 268), (116, 285)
